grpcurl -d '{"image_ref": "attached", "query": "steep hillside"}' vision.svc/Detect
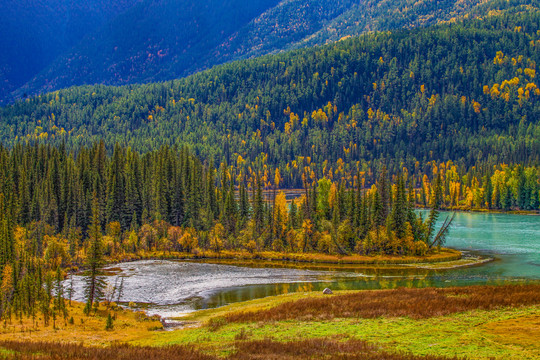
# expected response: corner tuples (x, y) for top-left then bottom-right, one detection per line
(202, 0), (356, 68)
(12, 0), (280, 99)
(1, 5), (539, 186)
(9, 0), (499, 101)
(295, 0), (492, 47)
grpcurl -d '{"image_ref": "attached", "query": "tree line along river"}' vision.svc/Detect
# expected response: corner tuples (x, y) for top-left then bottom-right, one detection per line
(66, 211), (540, 319)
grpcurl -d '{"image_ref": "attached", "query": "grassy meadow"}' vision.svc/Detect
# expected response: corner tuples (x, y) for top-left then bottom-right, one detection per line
(0, 284), (539, 359)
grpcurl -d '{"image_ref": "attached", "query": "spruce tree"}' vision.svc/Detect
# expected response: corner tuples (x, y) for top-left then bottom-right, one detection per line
(223, 184), (237, 235)
(105, 312), (114, 330)
(253, 173), (264, 236)
(391, 176), (407, 239)
(378, 166), (390, 219)
(84, 193), (105, 315)
(54, 267), (68, 325)
(239, 182), (250, 228)
(372, 189), (385, 228)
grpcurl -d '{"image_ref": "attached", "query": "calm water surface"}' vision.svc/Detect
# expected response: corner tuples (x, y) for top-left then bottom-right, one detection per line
(67, 212), (540, 318)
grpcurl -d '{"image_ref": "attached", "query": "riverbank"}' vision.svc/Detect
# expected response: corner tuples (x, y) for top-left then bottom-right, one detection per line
(415, 205), (540, 215)
(104, 247), (465, 269)
(2, 285), (539, 359)
(189, 252), (490, 271)
(149, 284), (540, 359)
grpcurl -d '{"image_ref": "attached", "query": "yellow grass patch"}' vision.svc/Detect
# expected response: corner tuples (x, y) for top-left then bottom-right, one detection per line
(110, 247), (462, 267)
(483, 314), (540, 349)
(0, 301), (163, 347)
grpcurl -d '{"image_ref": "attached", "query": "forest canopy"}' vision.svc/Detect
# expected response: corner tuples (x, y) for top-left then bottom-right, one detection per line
(0, 2), (538, 191)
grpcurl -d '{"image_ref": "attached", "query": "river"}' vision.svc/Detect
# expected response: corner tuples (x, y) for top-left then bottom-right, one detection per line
(65, 211), (540, 319)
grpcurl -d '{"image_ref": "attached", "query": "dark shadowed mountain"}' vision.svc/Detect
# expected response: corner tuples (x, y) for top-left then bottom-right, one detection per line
(0, 0), (141, 103)
(12, 0), (282, 100)
(3, 0), (497, 103)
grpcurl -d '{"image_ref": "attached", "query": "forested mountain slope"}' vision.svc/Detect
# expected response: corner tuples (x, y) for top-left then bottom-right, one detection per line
(294, 0), (496, 48)
(7, 0), (505, 102)
(12, 0), (281, 100)
(1, 5), (539, 187)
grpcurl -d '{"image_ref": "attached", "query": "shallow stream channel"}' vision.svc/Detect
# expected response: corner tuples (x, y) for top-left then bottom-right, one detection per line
(65, 211), (540, 322)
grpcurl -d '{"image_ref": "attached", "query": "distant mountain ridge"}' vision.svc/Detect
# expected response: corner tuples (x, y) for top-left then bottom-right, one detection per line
(3, 0), (499, 103)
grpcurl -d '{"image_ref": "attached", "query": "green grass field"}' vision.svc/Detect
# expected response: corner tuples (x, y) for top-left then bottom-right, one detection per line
(1, 285), (539, 359)
(138, 287), (540, 359)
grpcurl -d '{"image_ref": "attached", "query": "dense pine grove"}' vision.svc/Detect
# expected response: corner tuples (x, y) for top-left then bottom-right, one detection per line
(0, 142), (451, 252)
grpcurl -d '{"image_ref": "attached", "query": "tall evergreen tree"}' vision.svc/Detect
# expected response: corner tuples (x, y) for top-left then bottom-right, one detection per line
(84, 193), (105, 315)
(391, 175), (407, 239)
(253, 173), (264, 236)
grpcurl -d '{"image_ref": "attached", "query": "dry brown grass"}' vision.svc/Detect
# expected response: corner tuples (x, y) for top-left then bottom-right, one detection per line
(0, 338), (462, 360)
(230, 338), (462, 360)
(222, 284), (540, 324)
(0, 341), (215, 360)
